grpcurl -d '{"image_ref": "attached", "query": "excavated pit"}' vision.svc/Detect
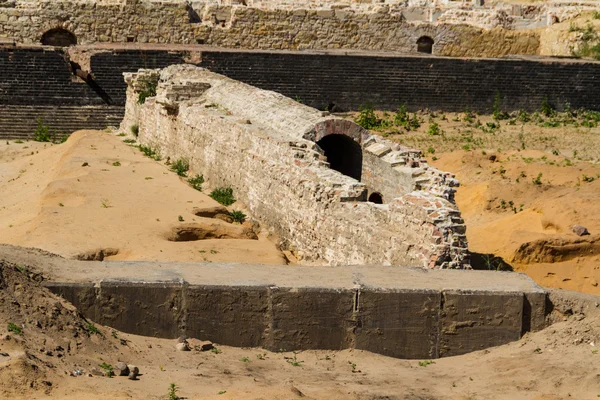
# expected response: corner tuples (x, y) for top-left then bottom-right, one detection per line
(165, 222), (258, 242)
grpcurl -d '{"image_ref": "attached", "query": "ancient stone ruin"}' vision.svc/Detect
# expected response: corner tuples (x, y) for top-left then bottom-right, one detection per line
(122, 65), (468, 268)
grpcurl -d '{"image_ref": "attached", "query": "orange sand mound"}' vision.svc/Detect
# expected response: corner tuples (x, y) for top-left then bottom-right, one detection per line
(0, 131), (285, 265)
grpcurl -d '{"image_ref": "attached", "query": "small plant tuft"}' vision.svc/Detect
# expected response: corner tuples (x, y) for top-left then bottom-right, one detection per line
(210, 187), (235, 206)
(138, 80), (157, 105)
(8, 322), (22, 335)
(171, 158), (190, 177)
(137, 145), (161, 161)
(130, 125), (139, 137)
(427, 122), (441, 136)
(229, 210), (246, 223)
(355, 102), (378, 129)
(167, 383), (180, 400)
(287, 351), (304, 367)
(532, 173), (543, 185)
(187, 174), (204, 191)
(85, 321), (102, 336)
(98, 362), (114, 378)
(33, 118), (52, 142)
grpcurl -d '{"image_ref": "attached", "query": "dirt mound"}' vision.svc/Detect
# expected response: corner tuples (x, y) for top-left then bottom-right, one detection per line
(165, 221), (258, 241)
(513, 235), (600, 264)
(0, 131), (285, 265)
(0, 260), (125, 397)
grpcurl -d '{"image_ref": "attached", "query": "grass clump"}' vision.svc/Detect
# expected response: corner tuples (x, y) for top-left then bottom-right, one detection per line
(355, 102), (378, 129)
(7, 322), (22, 335)
(137, 80), (157, 105)
(427, 122), (441, 136)
(229, 210), (246, 223)
(137, 145), (161, 161)
(187, 174), (204, 191)
(130, 124), (139, 137)
(210, 187), (235, 206)
(33, 118), (52, 142)
(171, 158), (189, 177)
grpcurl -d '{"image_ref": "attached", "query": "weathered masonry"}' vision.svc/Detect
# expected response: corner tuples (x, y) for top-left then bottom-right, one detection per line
(0, 0), (540, 58)
(123, 65), (467, 268)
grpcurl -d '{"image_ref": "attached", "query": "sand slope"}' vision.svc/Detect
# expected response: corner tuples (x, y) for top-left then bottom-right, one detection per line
(0, 131), (285, 264)
(432, 149), (600, 294)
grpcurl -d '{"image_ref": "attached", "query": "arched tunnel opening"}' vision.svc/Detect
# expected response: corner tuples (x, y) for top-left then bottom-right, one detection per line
(368, 192), (383, 204)
(41, 28), (77, 47)
(316, 134), (363, 181)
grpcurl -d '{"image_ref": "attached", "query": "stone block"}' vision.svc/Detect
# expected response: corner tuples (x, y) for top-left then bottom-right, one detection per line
(44, 281), (98, 321)
(184, 285), (269, 347)
(439, 290), (523, 357)
(266, 287), (354, 352)
(95, 281), (185, 338)
(354, 289), (441, 359)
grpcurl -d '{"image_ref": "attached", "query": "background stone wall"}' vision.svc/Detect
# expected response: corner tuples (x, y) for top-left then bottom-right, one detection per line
(198, 50), (600, 112)
(1, 46), (599, 139)
(0, 0), (541, 57)
(122, 65), (468, 268)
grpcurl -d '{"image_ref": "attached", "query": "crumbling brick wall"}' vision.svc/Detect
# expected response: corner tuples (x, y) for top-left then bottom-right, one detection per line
(122, 65), (469, 268)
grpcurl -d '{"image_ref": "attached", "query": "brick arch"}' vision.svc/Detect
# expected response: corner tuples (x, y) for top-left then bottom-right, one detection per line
(303, 118), (370, 147)
(41, 28), (77, 47)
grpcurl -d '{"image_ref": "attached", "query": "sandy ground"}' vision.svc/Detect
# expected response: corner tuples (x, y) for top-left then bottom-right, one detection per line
(0, 131), (285, 265)
(353, 109), (600, 294)
(2, 259), (600, 400)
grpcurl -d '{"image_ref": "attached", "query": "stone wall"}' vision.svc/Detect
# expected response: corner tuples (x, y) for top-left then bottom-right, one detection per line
(0, 0), (541, 57)
(122, 65), (468, 268)
(198, 49), (600, 112)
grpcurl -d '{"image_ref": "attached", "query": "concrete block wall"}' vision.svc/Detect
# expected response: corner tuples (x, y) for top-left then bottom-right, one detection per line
(33, 259), (548, 360)
(123, 65), (468, 268)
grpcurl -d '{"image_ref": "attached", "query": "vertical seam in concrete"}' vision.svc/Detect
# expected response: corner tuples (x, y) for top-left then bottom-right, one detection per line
(435, 290), (445, 359)
(264, 285), (276, 350)
(349, 286), (361, 350)
(180, 280), (188, 337)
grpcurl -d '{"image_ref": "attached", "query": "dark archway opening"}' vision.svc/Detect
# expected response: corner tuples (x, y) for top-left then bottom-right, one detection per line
(368, 192), (383, 204)
(417, 36), (434, 54)
(41, 28), (77, 47)
(316, 134), (363, 181)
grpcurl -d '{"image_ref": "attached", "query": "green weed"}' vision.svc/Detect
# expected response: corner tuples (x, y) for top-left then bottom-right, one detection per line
(229, 210), (246, 223)
(427, 122), (441, 136)
(98, 362), (114, 378)
(187, 174), (204, 191)
(33, 118), (52, 142)
(7, 322), (22, 335)
(171, 159), (189, 177)
(167, 383), (180, 400)
(138, 80), (157, 105)
(210, 187), (235, 206)
(355, 102), (378, 129)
